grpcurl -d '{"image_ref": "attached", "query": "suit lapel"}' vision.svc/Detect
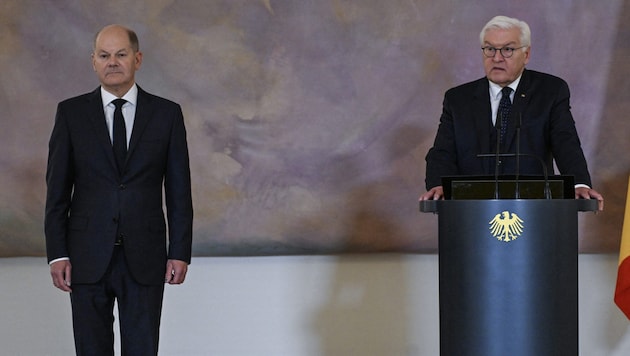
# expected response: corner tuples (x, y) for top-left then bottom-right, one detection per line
(126, 86), (153, 163)
(504, 69), (533, 150)
(86, 88), (119, 172)
(471, 79), (493, 172)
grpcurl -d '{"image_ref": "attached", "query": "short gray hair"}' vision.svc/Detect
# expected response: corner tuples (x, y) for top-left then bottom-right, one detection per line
(479, 16), (531, 48)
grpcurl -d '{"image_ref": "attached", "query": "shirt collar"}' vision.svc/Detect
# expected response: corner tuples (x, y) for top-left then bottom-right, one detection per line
(489, 74), (522, 100)
(100, 84), (138, 107)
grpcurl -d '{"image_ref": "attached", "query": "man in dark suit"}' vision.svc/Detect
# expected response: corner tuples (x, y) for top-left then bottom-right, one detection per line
(420, 15), (603, 210)
(45, 24), (193, 355)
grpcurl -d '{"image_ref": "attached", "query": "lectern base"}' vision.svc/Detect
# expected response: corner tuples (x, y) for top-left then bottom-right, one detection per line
(428, 199), (588, 356)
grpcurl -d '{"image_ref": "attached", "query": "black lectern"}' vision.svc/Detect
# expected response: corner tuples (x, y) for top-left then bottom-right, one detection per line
(420, 177), (598, 356)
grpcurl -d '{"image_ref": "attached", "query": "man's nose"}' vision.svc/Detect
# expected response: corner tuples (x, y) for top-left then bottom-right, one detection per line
(492, 51), (505, 61)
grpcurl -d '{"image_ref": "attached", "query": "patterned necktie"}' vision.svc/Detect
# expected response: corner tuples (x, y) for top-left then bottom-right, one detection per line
(112, 98), (127, 172)
(498, 86), (513, 145)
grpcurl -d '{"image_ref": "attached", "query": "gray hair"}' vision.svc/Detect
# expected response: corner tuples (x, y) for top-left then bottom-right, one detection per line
(479, 16), (531, 48)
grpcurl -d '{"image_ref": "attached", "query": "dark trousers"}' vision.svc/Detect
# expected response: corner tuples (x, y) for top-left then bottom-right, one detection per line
(70, 246), (165, 356)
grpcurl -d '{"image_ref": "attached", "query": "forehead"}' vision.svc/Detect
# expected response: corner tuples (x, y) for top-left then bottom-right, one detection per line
(483, 27), (521, 45)
(95, 29), (132, 52)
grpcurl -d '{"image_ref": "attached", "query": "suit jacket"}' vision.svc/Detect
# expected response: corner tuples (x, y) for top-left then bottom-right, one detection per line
(425, 69), (592, 190)
(45, 86), (193, 285)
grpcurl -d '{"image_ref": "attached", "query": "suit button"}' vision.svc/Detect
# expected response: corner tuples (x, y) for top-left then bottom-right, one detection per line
(119, 184), (126, 190)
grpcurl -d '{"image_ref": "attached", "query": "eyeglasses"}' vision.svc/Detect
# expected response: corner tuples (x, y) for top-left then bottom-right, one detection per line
(481, 46), (527, 58)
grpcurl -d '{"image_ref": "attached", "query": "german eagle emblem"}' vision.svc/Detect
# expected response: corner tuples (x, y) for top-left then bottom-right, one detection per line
(489, 211), (524, 242)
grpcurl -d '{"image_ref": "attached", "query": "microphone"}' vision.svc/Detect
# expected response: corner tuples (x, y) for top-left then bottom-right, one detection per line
(509, 112), (551, 199)
(514, 113), (521, 198)
(493, 112), (502, 199)
(479, 113), (553, 199)
(478, 152), (552, 198)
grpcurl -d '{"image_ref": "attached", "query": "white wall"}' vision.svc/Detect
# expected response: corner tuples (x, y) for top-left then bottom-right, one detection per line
(2, 255), (629, 355)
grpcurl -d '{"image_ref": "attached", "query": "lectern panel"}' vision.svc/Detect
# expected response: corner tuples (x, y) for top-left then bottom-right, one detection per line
(437, 200), (579, 356)
(441, 175), (575, 200)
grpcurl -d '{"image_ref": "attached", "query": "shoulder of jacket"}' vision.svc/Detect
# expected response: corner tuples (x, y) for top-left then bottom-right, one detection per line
(58, 88), (99, 107)
(445, 77), (487, 97)
(524, 69), (566, 85)
(137, 86), (180, 108)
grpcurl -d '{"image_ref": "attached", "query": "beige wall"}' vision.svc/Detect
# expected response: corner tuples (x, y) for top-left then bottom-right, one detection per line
(2, 255), (630, 355)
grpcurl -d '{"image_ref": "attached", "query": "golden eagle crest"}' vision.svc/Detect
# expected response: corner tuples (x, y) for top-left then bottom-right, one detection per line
(489, 211), (524, 242)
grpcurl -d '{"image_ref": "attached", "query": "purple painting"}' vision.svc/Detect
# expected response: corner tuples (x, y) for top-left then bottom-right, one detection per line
(1, 0), (628, 256)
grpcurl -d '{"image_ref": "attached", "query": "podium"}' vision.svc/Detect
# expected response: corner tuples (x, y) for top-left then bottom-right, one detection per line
(420, 179), (598, 356)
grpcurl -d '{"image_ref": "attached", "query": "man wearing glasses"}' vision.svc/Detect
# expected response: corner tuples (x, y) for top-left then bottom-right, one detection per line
(420, 15), (603, 210)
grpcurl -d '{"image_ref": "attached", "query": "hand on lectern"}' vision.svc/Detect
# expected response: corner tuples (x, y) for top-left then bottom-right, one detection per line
(575, 187), (604, 211)
(419, 186), (444, 201)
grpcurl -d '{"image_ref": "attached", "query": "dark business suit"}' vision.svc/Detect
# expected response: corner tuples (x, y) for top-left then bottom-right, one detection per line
(425, 69), (592, 190)
(45, 86), (193, 354)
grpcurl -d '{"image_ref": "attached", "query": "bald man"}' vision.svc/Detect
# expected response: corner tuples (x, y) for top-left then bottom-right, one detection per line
(45, 24), (193, 355)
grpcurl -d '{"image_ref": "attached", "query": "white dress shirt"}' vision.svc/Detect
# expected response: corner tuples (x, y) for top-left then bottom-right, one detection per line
(101, 84), (138, 147)
(488, 76), (520, 126)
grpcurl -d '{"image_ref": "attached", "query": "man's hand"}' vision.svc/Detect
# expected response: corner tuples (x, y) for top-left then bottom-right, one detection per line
(419, 186), (444, 201)
(165, 259), (189, 285)
(575, 187), (604, 211)
(50, 260), (72, 292)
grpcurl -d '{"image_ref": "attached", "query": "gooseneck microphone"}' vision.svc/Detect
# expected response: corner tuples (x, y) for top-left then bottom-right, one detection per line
(479, 111), (552, 199)
(511, 112), (551, 199)
(493, 113), (503, 199)
(514, 112), (523, 199)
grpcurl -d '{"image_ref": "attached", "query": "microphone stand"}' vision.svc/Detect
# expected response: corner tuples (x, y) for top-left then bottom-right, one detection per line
(494, 113), (502, 199)
(477, 152), (552, 199)
(481, 112), (552, 199)
(515, 113), (521, 199)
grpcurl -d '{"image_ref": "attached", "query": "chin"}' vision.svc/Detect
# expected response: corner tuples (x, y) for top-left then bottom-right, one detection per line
(489, 75), (509, 85)
(104, 80), (126, 88)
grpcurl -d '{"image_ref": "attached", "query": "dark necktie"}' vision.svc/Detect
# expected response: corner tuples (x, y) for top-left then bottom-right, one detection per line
(112, 98), (127, 172)
(498, 86), (513, 145)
